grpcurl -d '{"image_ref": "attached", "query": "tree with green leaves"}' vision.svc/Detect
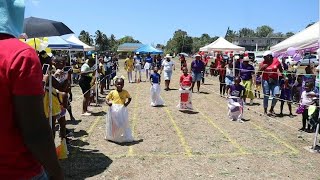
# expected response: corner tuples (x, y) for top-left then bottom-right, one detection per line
(156, 44), (165, 50)
(109, 34), (117, 52)
(192, 35), (218, 53)
(165, 29), (193, 54)
(117, 36), (140, 45)
(272, 32), (284, 37)
(285, 32), (295, 37)
(95, 30), (105, 51)
(306, 22), (315, 28)
(225, 27), (238, 42)
(256, 25), (274, 37)
(79, 30), (93, 46)
(238, 28), (255, 37)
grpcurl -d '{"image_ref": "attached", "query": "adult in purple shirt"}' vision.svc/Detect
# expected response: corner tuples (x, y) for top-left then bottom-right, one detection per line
(190, 54), (205, 93)
(239, 56), (255, 105)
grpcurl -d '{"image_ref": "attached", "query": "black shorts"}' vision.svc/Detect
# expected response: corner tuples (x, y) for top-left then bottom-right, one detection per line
(79, 76), (92, 94)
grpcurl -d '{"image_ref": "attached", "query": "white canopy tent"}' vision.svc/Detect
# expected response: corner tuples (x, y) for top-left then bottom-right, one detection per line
(199, 37), (245, 52)
(270, 22), (320, 53)
(66, 34), (95, 51)
(199, 44), (210, 51)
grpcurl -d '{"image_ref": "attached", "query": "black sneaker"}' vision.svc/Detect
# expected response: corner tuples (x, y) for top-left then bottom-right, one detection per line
(269, 111), (276, 117)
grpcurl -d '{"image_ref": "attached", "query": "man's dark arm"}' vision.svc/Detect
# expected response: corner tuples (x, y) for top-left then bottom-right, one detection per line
(14, 95), (64, 180)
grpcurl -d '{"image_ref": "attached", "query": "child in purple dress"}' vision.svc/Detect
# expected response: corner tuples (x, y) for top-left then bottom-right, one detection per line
(228, 77), (245, 122)
(279, 76), (293, 117)
(229, 77), (245, 99)
(255, 74), (262, 99)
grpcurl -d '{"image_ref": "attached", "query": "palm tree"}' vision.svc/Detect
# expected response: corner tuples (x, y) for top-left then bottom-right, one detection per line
(101, 34), (109, 51)
(95, 30), (104, 51)
(110, 34), (117, 52)
(79, 30), (93, 46)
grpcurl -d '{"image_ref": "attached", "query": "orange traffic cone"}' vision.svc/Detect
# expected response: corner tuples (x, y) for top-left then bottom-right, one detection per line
(56, 138), (68, 160)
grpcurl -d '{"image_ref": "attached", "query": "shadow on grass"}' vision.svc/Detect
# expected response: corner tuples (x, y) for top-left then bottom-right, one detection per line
(107, 139), (143, 146)
(241, 118), (251, 122)
(276, 113), (297, 118)
(61, 146), (112, 180)
(72, 130), (89, 138)
(70, 139), (90, 147)
(168, 88), (179, 91)
(247, 102), (261, 106)
(152, 105), (166, 108)
(203, 83), (213, 85)
(66, 119), (82, 125)
(91, 111), (107, 116)
(199, 91), (210, 94)
(179, 110), (199, 114)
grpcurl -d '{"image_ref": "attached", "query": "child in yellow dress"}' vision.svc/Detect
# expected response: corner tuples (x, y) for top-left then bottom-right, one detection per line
(124, 55), (134, 83)
(105, 76), (133, 143)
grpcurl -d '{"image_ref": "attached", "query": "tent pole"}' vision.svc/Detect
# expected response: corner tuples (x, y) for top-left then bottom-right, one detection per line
(233, 57), (236, 77)
(312, 1), (320, 151)
(69, 49), (73, 85)
(34, 38), (37, 50)
(95, 53), (99, 107)
(48, 71), (53, 129)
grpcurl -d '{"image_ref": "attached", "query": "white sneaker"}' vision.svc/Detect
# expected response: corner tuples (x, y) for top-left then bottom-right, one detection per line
(250, 100), (253, 105)
(81, 112), (92, 116)
(238, 119), (244, 123)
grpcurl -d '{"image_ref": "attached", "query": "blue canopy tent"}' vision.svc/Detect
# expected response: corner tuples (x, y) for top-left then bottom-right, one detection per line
(134, 44), (163, 54)
(48, 36), (84, 68)
(48, 36), (83, 51)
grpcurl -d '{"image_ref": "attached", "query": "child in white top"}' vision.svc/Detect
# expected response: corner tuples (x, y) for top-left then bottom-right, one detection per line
(299, 81), (318, 132)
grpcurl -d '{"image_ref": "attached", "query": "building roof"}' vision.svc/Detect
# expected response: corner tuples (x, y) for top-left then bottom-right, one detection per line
(117, 43), (144, 52)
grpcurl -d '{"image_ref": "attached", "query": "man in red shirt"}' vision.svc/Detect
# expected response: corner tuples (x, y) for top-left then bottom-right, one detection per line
(0, 1), (63, 179)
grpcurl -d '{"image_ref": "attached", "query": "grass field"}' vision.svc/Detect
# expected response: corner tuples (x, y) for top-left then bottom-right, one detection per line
(58, 58), (320, 180)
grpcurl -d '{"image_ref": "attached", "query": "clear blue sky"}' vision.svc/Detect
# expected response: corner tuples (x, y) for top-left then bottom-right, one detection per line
(25, 0), (318, 45)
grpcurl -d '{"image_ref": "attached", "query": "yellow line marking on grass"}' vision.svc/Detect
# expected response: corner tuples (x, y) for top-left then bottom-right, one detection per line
(200, 85), (299, 155)
(83, 116), (102, 141)
(71, 116), (102, 157)
(128, 86), (140, 156)
(195, 107), (247, 155)
(249, 121), (299, 154)
(78, 150), (294, 159)
(164, 107), (193, 157)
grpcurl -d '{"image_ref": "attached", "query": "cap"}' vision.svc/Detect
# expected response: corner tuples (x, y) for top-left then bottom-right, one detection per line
(195, 54), (201, 57)
(243, 56), (250, 61)
(263, 51), (273, 57)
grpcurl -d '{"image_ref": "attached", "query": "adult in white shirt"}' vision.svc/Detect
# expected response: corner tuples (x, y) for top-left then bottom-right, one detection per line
(225, 58), (234, 93)
(79, 59), (95, 115)
(134, 52), (142, 82)
(160, 55), (175, 91)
